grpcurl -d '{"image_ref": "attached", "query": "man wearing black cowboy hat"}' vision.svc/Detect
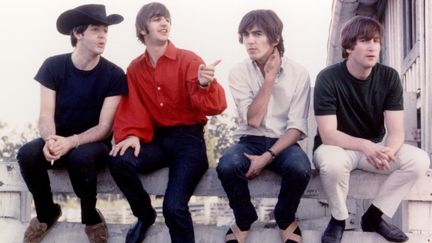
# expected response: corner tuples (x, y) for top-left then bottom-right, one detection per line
(17, 4), (127, 243)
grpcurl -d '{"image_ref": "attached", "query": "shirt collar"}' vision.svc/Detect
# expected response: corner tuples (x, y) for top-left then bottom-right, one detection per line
(163, 41), (177, 61)
(141, 41), (177, 65)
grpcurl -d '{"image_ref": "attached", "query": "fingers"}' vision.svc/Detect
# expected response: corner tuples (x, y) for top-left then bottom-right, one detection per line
(199, 60), (221, 73)
(380, 147), (396, 161)
(110, 137), (140, 157)
(199, 73), (215, 81)
(134, 143), (141, 157)
(43, 145), (58, 162)
(198, 64), (205, 71)
(367, 155), (390, 170)
(109, 144), (121, 157)
(198, 59), (221, 86)
(208, 59), (221, 68)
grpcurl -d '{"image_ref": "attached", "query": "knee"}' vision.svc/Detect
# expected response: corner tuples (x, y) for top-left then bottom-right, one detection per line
(407, 149), (430, 178)
(281, 155), (311, 182)
(217, 153), (246, 179)
(17, 140), (43, 168)
(318, 161), (347, 182)
(314, 145), (348, 176)
(108, 149), (136, 172)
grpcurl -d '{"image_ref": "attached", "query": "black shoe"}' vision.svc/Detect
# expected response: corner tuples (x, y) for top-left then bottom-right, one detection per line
(321, 221), (344, 243)
(125, 220), (152, 243)
(362, 219), (409, 242)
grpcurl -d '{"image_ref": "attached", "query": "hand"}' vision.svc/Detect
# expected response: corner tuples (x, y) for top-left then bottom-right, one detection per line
(379, 146), (396, 161)
(263, 48), (281, 81)
(198, 59), (221, 87)
(361, 140), (391, 170)
(244, 152), (272, 179)
(46, 135), (75, 159)
(110, 136), (140, 157)
(43, 138), (59, 162)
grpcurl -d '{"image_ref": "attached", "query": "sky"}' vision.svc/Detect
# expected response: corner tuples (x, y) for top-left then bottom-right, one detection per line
(0, 0), (333, 129)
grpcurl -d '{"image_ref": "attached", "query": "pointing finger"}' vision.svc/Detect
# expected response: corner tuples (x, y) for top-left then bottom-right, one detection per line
(208, 59), (221, 68)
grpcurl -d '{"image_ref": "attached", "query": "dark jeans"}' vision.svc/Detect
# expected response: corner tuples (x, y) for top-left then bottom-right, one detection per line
(217, 135), (311, 229)
(17, 138), (108, 225)
(108, 124), (208, 243)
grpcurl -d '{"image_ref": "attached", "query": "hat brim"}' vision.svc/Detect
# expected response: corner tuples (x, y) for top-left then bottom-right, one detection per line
(57, 10), (123, 35)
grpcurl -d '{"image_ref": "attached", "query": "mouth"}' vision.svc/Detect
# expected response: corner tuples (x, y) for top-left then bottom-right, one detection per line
(159, 29), (168, 34)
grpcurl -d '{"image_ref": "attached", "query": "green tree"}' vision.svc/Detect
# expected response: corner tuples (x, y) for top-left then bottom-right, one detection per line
(205, 113), (238, 167)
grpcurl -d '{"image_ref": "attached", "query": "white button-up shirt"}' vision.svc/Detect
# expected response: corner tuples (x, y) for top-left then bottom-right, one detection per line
(229, 57), (311, 139)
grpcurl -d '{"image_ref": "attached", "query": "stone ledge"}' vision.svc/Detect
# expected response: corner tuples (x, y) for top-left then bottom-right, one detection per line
(1, 162), (431, 200)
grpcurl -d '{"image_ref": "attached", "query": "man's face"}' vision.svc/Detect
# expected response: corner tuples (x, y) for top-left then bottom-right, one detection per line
(242, 26), (275, 64)
(142, 15), (171, 45)
(346, 34), (381, 69)
(77, 25), (108, 55)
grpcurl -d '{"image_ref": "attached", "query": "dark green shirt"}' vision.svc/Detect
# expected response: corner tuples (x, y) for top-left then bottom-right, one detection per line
(313, 60), (403, 151)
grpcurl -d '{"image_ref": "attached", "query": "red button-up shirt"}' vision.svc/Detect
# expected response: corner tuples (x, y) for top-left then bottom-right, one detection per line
(113, 41), (227, 143)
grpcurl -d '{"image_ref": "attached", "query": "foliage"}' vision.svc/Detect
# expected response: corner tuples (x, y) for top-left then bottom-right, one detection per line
(0, 121), (38, 162)
(0, 114), (239, 165)
(205, 113), (238, 167)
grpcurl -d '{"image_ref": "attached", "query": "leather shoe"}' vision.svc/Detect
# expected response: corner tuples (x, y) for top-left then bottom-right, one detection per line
(321, 221), (344, 243)
(125, 220), (152, 243)
(362, 219), (408, 242)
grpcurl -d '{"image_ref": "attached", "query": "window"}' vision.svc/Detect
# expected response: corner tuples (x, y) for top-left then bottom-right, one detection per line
(402, 0), (417, 57)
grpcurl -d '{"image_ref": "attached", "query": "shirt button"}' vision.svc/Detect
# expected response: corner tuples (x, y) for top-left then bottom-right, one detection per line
(160, 103), (163, 107)
(157, 86), (161, 90)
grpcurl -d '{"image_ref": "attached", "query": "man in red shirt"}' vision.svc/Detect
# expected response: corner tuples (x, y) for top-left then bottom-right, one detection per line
(108, 2), (227, 243)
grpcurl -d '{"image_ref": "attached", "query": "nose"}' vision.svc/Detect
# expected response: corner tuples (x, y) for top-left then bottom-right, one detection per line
(244, 35), (254, 44)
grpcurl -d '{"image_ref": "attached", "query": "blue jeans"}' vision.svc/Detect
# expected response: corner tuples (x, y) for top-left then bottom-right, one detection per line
(217, 135), (311, 229)
(17, 138), (108, 225)
(108, 125), (208, 243)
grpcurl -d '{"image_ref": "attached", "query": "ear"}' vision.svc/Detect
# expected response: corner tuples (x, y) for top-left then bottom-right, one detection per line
(140, 28), (147, 36)
(272, 36), (280, 47)
(73, 31), (83, 40)
(346, 48), (353, 55)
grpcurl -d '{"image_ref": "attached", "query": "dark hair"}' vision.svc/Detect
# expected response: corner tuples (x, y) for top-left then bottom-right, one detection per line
(341, 16), (384, 58)
(70, 25), (89, 47)
(238, 9), (284, 56)
(135, 2), (171, 44)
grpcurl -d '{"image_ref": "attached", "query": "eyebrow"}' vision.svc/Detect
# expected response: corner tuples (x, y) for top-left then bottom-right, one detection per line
(244, 29), (264, 35)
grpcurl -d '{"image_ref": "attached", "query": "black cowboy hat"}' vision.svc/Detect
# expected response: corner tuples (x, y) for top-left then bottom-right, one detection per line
(56, 4), (123, 35)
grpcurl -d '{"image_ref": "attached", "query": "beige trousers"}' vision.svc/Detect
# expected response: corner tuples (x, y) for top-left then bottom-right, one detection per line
(313, 143), (430, 220)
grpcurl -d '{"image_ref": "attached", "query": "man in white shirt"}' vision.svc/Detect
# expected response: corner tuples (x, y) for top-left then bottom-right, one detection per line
(217, 9), (311, 243)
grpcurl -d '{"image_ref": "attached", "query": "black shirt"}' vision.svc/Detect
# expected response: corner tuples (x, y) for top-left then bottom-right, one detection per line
(313, 60), (403, 151)
(34, 53), (127, 144)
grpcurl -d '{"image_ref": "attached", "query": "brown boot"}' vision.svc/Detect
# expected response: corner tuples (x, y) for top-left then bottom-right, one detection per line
(85, 209), (108, 243)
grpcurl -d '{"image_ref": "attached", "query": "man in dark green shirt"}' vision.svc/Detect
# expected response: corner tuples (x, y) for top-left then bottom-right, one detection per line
(313, 16), (430, 243)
